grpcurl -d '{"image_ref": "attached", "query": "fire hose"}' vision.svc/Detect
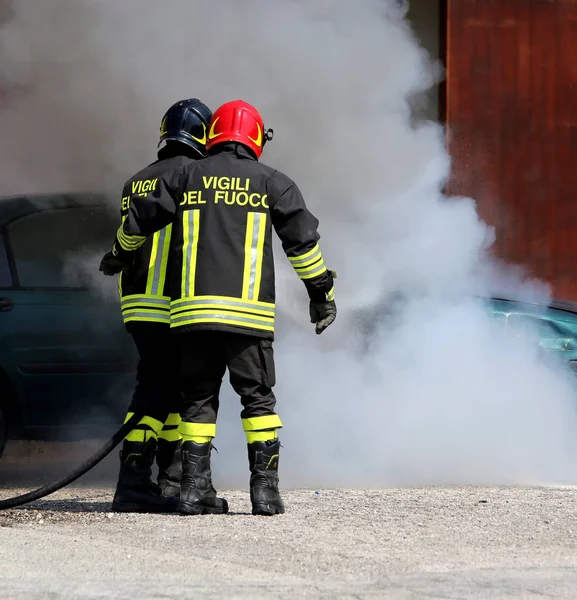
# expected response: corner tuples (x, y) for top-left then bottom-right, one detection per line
(0, 412), (142, 510)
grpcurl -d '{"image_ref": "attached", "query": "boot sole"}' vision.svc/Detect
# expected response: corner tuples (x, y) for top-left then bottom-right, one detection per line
(252, 503), (285, 516)
(178, 498), (229, 516)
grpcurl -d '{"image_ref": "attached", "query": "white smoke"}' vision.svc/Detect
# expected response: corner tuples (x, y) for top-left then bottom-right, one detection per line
(1, 0), (577, 487)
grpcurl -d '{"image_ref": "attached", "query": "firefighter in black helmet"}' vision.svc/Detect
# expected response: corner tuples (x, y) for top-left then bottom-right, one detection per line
(104, 99), (336, 516)
(99, 98), (212, 513)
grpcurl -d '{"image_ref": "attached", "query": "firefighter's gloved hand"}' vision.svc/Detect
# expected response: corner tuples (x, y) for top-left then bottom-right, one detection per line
(99, 251), (128, 276)
(309, 300), (337, 335)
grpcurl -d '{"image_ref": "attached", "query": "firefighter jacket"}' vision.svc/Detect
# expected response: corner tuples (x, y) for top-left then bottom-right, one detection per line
(113, 144), (335, 340)
(115, 155), (196, 330)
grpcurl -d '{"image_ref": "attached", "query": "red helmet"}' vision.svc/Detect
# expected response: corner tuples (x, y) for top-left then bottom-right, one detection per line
(206, 100), (273, 159)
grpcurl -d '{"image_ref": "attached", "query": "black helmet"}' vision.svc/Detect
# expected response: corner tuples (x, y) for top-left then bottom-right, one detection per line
(158, 98), (212, 156)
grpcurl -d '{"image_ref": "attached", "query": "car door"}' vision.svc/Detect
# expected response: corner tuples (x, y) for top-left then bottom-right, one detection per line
(0, 203), (138, 435)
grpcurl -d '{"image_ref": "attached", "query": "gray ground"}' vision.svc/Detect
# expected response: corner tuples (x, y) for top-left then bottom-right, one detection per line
(1, 441), (577, 598)
(2, 483), (577, 599)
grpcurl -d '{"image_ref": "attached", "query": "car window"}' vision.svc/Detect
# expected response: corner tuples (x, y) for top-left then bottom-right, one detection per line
(0, 235), (12, 287)
(7, 206), (117, 288)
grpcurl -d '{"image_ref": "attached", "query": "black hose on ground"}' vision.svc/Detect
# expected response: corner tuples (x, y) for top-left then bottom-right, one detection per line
(0, 413), (141, 510)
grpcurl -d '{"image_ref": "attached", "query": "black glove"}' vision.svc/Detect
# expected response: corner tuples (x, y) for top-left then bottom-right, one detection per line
(309, 299), (337, 335)
(99, 251), (130, 276)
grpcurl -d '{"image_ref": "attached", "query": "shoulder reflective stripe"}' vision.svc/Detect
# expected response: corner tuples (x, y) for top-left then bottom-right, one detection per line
(171, 314), (274, 332)
(242, 212), (267, 301)
(289, 244), (322, 267)
(146, 224), (172, 296)
(182, 209), (200, 298)
(171, 295), (274, 309)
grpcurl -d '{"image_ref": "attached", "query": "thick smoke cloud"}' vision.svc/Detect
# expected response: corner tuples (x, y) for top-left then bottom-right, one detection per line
(1, 0), (576, 487)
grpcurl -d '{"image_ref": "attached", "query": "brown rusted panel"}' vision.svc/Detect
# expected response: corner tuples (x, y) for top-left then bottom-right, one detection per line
(445, 0), (577, 301)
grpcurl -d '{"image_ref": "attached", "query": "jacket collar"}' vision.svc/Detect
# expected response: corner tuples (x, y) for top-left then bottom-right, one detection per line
(209, 142), (258, 161)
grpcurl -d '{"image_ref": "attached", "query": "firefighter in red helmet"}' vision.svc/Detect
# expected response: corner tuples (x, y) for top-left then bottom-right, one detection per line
(106, 99), (336, 516)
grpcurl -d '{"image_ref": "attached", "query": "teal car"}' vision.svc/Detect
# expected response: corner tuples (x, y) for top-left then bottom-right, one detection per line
(484, 297), (577, 366)
(0, 193), (138, 457)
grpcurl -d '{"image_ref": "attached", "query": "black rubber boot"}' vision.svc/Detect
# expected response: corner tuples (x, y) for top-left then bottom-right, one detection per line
(248, 439), (285, 516)
(178, 441), (229, 515)
(112, 439), (178, 513)
(156, 439), (182, 499)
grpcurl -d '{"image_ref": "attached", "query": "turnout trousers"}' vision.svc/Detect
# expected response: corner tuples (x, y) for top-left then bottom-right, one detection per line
(112, 324), (183, 512)
(124, 324), (182, 441)
(175, 331), (282, 443)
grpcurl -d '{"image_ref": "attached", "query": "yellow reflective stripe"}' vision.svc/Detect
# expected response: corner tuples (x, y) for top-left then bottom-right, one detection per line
(116, 224), (146, 251)
(163, 413), (181, 427)
(179, 422), (216, 438)
(297, 263), (327, 280)
(172, 310), (273, 323)
(121, 299), (170, 310)
(182, 210), (200, 298)
(118, 271), (123, 296)
(171, 310), (274, 331)
(157, 223), (172, 296)
(126, 429), (156, 442)
(242, 415), (283, 431)
(253, 214), (266, 301)
(121, 308), (170, 320)
(171, 316), (274, 332)
(295, 257), (324, 275)
(327, 286), (335, 301)
(146, 230), (160, 295)
(242, 212), (255, 299)
(289, 244), (328, 281)
(184, 435), (212, 444)
(158, 429), (182, 442)
(123, 413), (164, 442)
(171, 295), (274, 309)
(246, 430), (278, 443)
(288, 243), (321, 265)
(145, 225), (172, 296)
(172, 302), (273, 318)
(242, 212), (267, 301)
(138, 416), (164, 434)
(123, 413), (164, 432)
(122, 314), (170, 324)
